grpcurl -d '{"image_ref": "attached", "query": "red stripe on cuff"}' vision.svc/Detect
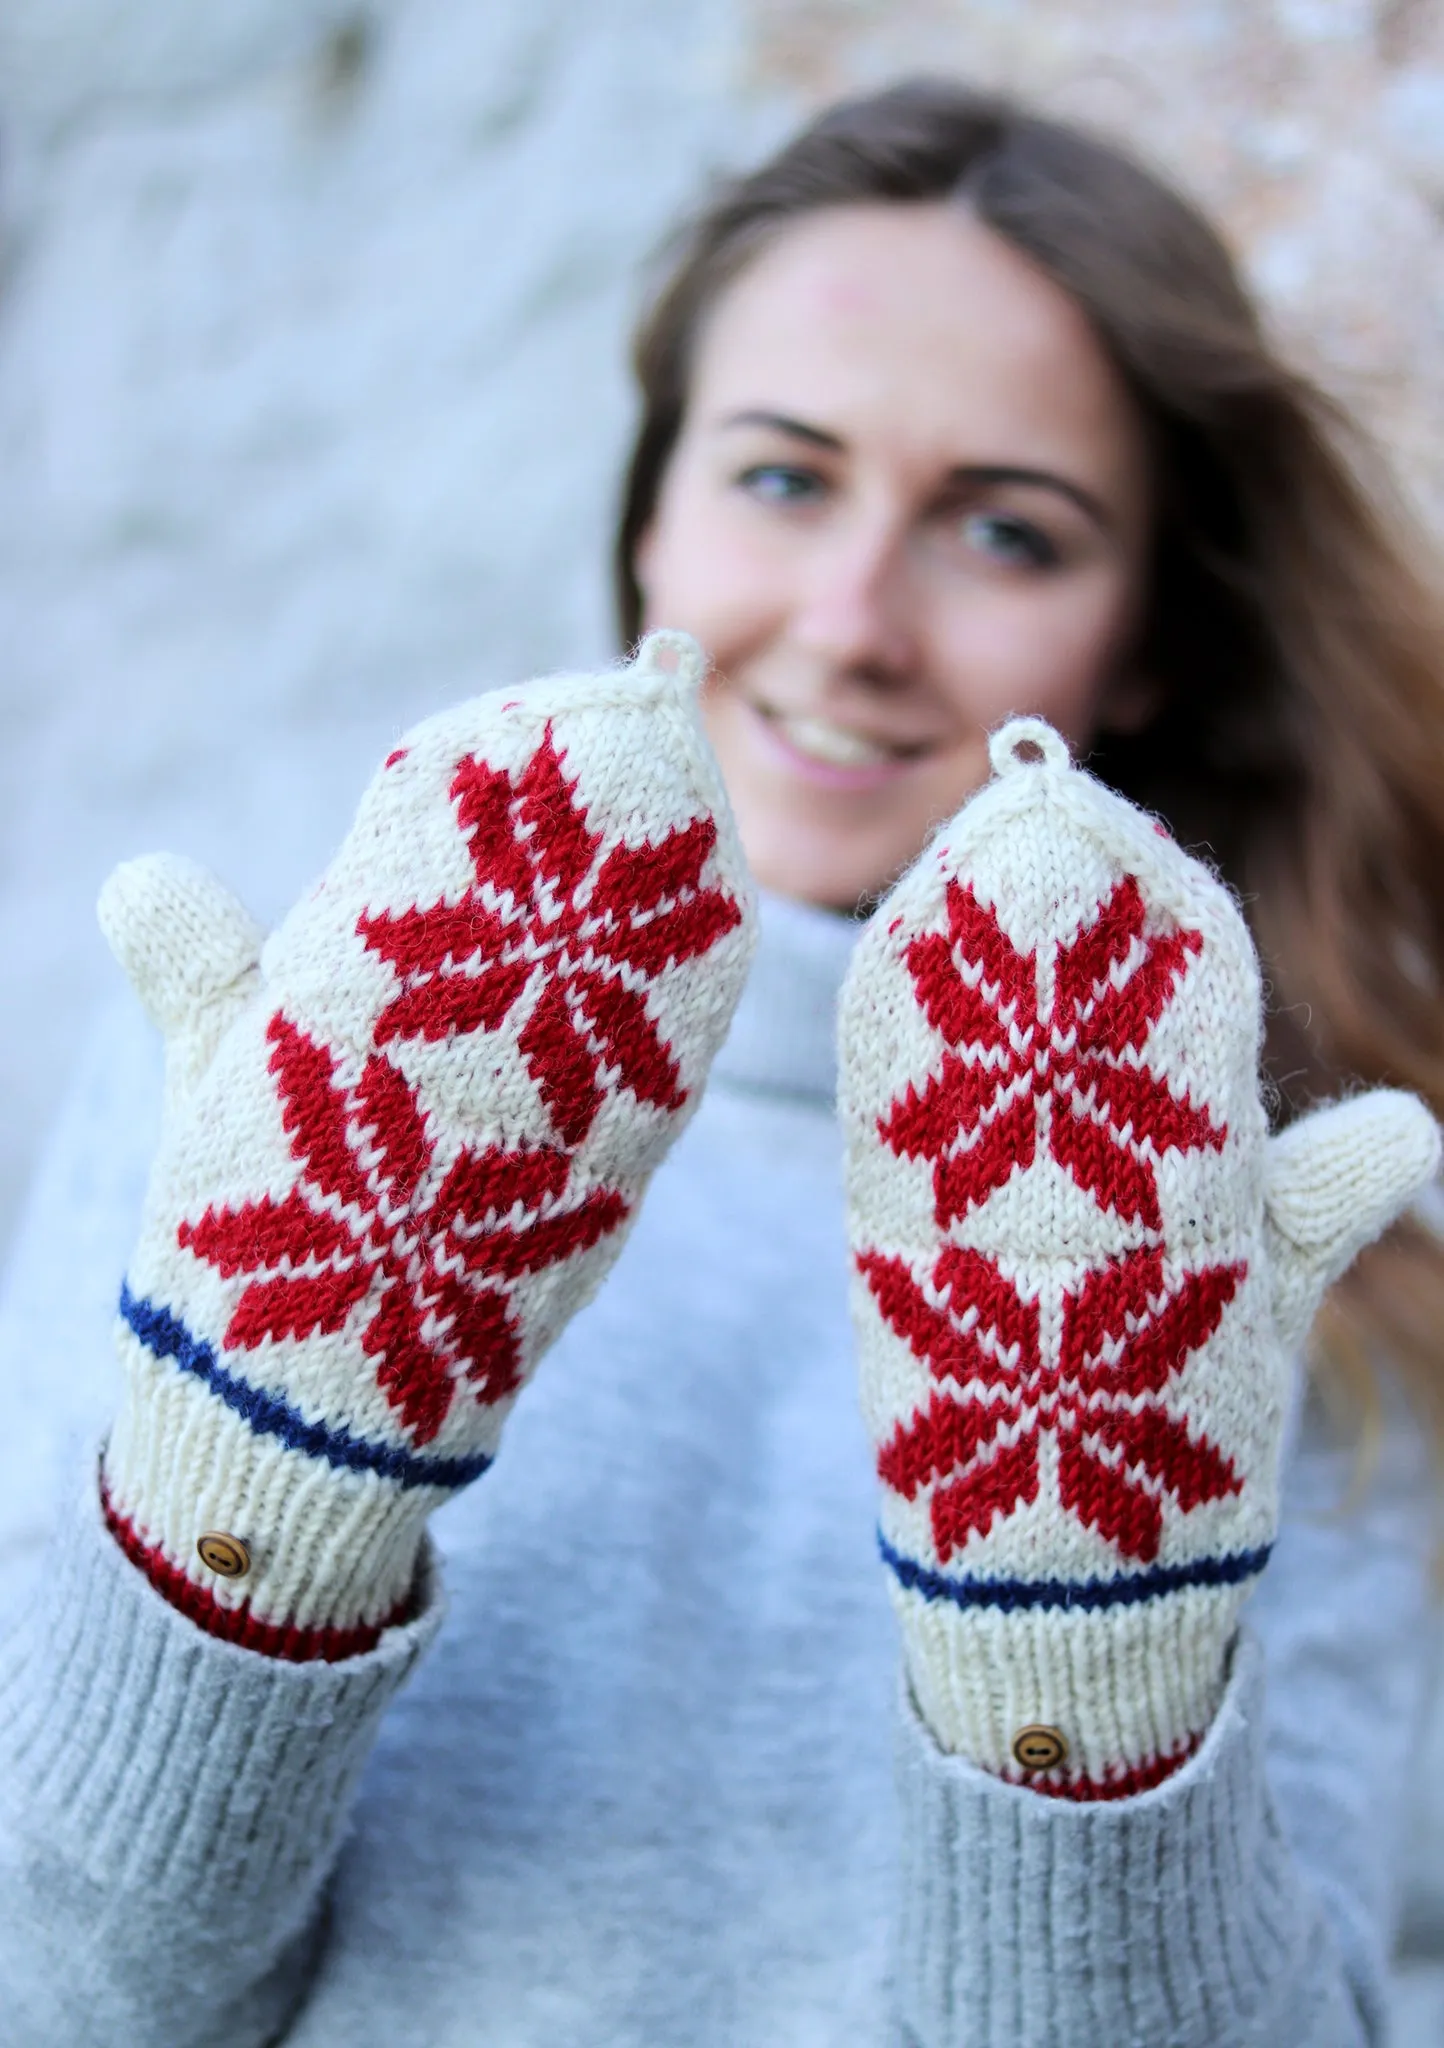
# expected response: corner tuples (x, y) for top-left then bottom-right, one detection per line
(1019, 1733), (1205, 1803)
(100, 1483), (412, 1664)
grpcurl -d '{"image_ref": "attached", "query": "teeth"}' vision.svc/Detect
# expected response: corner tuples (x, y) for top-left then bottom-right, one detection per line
(777, 716), (895, 768)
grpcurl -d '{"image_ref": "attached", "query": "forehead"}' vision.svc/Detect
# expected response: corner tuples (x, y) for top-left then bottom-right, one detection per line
(691, 201), (1145, 490)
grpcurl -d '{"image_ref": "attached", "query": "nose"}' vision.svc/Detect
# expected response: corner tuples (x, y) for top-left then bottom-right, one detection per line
(788, 515), (919, 687)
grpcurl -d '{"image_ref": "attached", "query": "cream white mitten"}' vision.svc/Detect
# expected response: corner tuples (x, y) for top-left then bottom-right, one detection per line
(99, 632), (756, 1660)
(840, 717), (1439, 1797)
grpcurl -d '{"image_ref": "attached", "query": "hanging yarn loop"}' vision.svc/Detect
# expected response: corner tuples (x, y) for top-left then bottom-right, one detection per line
(632, 627), (707, 692)
(988, 716), (1071, 779)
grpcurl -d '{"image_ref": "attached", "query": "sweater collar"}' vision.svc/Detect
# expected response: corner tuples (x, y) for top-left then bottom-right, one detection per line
(709, 890), (860, 1108)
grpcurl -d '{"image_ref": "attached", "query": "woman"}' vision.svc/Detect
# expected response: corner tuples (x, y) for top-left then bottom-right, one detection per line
(0, 79), (1441, 2047)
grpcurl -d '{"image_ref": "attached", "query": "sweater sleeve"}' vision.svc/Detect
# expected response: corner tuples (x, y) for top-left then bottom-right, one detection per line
(890, 1393), (1436, 2048)
(0, 1474), (442, 2047)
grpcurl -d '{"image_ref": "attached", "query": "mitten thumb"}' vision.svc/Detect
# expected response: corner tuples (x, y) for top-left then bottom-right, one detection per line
(1264, 1089), (1440, 1357)
(98, 853), (265, 1097)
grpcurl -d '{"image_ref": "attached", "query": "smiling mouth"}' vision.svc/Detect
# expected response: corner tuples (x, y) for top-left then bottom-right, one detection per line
(752, 702), (935, 769)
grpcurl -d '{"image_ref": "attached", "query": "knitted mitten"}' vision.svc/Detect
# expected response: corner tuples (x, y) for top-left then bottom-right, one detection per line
(840, 717), (1439, 1799)
(99, 632), (756, 1660)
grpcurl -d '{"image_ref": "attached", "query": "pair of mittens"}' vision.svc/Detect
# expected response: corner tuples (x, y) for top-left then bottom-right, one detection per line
(99, 636), (1435, 1750)
(839, 717), (1440, 1798)
(99, 633), (757, 1660)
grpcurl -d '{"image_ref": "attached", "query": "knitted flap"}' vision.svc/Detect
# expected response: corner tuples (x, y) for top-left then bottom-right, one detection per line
(840, 719), (1277, 1786)
(105, 633), (758, 1648)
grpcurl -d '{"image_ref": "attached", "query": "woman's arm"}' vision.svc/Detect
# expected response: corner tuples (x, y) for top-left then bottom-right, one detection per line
(0, 632), (755, 2045)
(0, 1003), (440, 2045)
(0, 1488), (441, 2048)
(891, 1383), (1437, 2048)
(893, 1628), (1371, 2047)
(0, 996), (446, 2047)
(839, 721), (1438, 2048)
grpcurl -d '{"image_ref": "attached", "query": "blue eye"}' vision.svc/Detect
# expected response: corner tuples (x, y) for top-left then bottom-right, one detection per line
(738, 463), (826, 506)
(961, 512), (1058, 568)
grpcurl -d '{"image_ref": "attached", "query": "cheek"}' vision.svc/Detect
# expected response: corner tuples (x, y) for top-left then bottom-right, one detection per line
(929, 573), (1139, 747)
(638, 476), (780, 657)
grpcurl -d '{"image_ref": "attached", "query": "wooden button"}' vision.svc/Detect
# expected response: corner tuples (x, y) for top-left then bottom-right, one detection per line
(196, 1531), (251, 1579)
(1012, 1724), (1068, 1773)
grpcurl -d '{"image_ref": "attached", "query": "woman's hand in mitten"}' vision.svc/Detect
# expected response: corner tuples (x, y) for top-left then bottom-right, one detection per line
(98, 633), (755, 1660)
(840, 717), (1439, 1799)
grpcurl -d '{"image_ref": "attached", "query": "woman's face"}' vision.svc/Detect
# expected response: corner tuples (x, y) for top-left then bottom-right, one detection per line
(636, 201), (1154, 910)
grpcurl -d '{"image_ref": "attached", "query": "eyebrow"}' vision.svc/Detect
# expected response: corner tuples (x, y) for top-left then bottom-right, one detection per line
(719, 408), (845, 452)
(717, 410), (1112, 531)
(952, 464), (1110, 531)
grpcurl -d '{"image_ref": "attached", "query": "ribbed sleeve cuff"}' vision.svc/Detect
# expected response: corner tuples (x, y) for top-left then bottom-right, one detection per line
(0, 1471), (442, 1917)
(892, 1632), (1366, 2048)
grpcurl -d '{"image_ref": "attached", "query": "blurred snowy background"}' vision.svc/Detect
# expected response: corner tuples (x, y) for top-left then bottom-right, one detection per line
(2, 0), (1443, 2031)
(7, 0), (1444, 1258)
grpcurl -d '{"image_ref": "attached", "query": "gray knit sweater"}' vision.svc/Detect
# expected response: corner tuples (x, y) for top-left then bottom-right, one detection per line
(0, 893), (1435, 2047)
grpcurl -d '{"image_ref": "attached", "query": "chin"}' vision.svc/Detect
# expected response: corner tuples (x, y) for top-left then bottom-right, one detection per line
(747, 835), (897, 915)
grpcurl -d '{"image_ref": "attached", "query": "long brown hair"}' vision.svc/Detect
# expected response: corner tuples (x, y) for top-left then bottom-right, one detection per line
(615, 79), (1444, 1431)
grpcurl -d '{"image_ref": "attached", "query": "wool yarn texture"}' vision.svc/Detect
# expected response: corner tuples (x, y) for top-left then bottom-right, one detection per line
(99, 632), (757, 1661)
(839, 717), (1439, 1800)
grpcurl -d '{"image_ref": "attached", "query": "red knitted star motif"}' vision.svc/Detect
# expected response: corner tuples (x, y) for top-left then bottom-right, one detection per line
(356, 727), (743, 1146)
(861, 1243), (1245, 1563)
(177, 1012), (628, 1444)
(882, 876), (1220, 1231)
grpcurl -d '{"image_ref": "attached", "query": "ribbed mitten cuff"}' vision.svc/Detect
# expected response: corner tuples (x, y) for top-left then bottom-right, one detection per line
(892, 1631), (1363, 2048)
(896, 1577), (1244, 1795)
(104, 1305), (444, 1658)
(0, 1468), (441, 1915)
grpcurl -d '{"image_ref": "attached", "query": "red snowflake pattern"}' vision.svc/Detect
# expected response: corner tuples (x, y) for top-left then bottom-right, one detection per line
(864, 868), (1250, 1565)
(356, 727), (743, 1145)
(178, 1012), (628, 1444)
(882, 876), (1220, 1230)
(862, 1244), (1244, 1563)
